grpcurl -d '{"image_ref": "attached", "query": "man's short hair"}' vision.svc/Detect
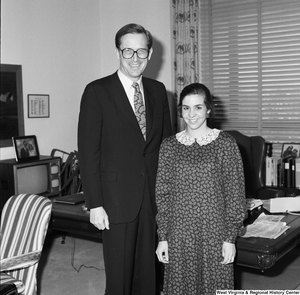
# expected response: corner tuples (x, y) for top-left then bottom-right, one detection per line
(115, 23), (153, 50)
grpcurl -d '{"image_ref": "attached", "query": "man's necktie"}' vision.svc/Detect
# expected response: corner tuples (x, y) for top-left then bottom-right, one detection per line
(133, 82), (146, 139)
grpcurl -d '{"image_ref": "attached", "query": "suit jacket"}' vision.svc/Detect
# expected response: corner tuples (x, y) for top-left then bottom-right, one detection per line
(78, 72), (172, 224)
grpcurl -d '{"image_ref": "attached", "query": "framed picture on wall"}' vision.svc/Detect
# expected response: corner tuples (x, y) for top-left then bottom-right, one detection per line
(28, 94), (50, 118)
(12, 135), (40, 162)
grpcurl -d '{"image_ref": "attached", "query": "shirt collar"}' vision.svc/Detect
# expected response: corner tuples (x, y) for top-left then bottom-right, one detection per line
(176, 129), (221, 146)
(117, 70), (143, 92)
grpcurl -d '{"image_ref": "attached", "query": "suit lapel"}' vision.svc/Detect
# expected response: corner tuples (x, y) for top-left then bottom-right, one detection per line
(109, 73), (156, 142)
(110, 73), (145, 139)
(143, 78), (154, 139)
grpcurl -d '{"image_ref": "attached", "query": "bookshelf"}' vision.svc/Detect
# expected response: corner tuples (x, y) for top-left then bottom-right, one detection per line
(265, 142), (300, 196)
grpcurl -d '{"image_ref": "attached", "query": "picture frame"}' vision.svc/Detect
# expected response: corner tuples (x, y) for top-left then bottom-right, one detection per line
(28, 94), (50, 118)
(0, 64), (25, 147)
(281, 143), (300, 159)
(12, 135), (40, 162)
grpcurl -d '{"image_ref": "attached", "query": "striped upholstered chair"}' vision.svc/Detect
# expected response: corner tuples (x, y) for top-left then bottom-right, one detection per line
(0, 194), (52, 295)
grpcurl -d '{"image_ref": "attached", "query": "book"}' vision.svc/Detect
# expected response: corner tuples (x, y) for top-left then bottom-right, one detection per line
(284, 159), (291, 188)
(290, 158), (295, 188)
(265, 156), (272, 186)
(272, 157), (278, 186)
(277, 158), (284, 187)
(296, 158), (300, 189)
(265, 156), (279, 187)
(54, 193), (85, 205)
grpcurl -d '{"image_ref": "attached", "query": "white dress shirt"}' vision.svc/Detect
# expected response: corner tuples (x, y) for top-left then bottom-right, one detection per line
(117, 70), (145, 111)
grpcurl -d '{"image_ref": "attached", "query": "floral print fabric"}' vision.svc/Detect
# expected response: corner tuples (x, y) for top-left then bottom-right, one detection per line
(156, 130), (246, 294)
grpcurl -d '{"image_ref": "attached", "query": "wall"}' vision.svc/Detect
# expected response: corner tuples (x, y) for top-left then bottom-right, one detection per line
(0, 0), (173, 160)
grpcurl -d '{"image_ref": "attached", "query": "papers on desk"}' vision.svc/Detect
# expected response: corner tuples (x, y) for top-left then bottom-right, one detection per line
(241, 213), (290, 239)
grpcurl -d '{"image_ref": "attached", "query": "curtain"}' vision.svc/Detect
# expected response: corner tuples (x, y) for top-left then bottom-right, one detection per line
(172, 0), (201, 131)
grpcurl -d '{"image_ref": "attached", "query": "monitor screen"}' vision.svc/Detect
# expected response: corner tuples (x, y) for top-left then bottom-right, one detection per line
(16, 164), (48, 194)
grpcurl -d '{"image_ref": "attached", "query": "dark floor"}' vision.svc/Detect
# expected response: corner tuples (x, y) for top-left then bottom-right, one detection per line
(37, 233), (300, 295)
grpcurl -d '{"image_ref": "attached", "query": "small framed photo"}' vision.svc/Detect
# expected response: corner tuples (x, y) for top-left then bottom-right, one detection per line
(12, 135), (40, 162)
(28, 94), (49, 118)
(281, 143), (300, 159)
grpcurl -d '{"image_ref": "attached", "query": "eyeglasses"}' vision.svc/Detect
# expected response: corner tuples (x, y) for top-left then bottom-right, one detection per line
(119, 48), (150, 59)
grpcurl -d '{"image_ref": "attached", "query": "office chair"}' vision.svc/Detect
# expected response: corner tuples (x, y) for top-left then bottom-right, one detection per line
(226, 130), (285, 199)
(50, 149), (82, 196)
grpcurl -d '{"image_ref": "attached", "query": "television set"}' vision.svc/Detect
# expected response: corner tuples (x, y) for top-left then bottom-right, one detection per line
(0, 156), (61, 210)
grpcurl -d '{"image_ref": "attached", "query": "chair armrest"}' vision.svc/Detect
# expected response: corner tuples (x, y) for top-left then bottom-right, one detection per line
(0, 250), (41, 272)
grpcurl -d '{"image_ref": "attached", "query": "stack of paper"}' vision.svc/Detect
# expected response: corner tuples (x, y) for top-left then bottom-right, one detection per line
(241, 213), (290, 239)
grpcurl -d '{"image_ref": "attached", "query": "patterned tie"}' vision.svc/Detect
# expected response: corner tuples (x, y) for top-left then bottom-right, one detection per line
(133, 82), (146, 139)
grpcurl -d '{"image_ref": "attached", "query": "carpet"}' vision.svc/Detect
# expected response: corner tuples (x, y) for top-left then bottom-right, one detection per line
(38, 233), (106, 295)
(37, 233), (300, 294)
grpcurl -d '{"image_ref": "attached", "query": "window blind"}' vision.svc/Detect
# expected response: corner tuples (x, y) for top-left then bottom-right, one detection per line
(200, 0), (300, 157)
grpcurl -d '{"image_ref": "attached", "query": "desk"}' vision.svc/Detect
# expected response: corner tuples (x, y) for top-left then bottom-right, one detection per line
(236, 212), (300, 271)
(50, 199), (300, 272)
(50, 200), (102, 241)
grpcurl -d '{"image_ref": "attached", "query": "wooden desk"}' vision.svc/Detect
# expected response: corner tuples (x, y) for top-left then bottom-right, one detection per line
(50, 200), (102, 241)
(50, 198), (300, 271)
(236, 212), (300, 271)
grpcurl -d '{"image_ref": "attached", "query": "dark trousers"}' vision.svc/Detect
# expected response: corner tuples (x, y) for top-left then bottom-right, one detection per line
(102, 190), (156, 295)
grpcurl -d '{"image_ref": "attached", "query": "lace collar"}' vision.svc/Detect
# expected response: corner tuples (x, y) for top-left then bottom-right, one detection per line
(176, 129), (221, 146)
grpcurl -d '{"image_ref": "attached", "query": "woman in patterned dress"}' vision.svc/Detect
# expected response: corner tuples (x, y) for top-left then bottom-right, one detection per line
(155, 83), (246, 294)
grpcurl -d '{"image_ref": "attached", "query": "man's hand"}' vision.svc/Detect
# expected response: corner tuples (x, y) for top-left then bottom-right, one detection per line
(221, 241), (236, 264)
(156, 241), (169, 264)
(90, 206), (110, 230)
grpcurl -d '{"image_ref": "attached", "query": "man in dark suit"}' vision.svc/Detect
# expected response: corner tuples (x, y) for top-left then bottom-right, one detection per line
(20, 140), (30, 158)
(78, 23), (172, 295)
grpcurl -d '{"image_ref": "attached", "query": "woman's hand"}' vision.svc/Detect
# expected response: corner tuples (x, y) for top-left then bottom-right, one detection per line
(221, 241), (236, 264)
(156, 241), (169, 264)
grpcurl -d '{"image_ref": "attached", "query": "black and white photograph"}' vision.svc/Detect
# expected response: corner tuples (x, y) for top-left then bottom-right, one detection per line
(13, 135), (40, 162)
(281, 143), (300, 159)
